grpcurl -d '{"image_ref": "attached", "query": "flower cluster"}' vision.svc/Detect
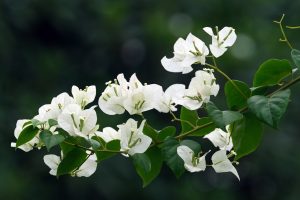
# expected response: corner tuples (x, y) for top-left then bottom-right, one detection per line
(12, 26), (242, 181)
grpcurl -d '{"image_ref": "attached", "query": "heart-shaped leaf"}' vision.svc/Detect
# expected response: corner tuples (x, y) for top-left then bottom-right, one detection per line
(247, 89), (291, 128)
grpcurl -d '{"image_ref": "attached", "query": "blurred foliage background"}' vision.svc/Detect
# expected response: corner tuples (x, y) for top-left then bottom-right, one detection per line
(1, 0), (300, 199)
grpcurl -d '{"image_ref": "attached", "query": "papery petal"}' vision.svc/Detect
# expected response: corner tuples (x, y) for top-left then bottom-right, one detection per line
(76, 159), (97, 177)
(128, 134), (152, 155)
(212, 150), (240, 180)
(209, 44), (227, 58)
(44, 154), (61, 176)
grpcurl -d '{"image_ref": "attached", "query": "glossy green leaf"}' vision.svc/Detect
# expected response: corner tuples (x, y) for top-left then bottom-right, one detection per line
(180, 140), (201, 154)
(189, 117), (216, 137)
(57, 148), (87, 176)
(162, 138), (184, 178)
(225, 80), (251, 110)
(180, 106), (198, 133)
(291, 49), (300, 69)
(95, 140), (121, 161)
(132, 153), (151, 174)
(253, 59), (292, 87)
(134, 147), (163, 187)
(143, 123), (158, 142)
(40, 130), (65, 151)
(206, 102), (243, 129)
(48, 119), (58, 127)
(16, 125), (39, 147)
(247, 89), (291, 128)
(157, 126), (176, 141)
(231, 113), (264, 160)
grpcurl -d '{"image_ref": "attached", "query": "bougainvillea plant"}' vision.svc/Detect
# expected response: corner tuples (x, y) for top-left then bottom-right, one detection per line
(12, 14), (300, 187)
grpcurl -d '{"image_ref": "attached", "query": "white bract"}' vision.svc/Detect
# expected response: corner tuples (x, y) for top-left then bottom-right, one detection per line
(161, 33), (209, 74)
(33, 93), (75, 125)
(177, 145), (207, 173)
(204, 126), (233, 151)
(11, 119), (39, 152)
(94, 127), (120, 143)
(203, 26), (237, 58)
(181, 69), (219, 110)
(72, 85), (96, 108)
(58, 104), (99, 138)
(211, 150), (240, 180)
(43, 154), (97, 177)
(98, 74), (128, 115)
(118, 118), (152, 156)
(156, 84), (186, 113)
(99, 73), (164, 115)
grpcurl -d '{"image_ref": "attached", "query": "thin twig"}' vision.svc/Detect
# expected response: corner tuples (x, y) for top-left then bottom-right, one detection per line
(273, 14), (293, 49)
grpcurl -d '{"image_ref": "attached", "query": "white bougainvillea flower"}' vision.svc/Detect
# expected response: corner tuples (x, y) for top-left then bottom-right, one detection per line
(58, 104), (99, 138)
(211, 150), (240, 180)
(43, 154), (97, 177)
(203, 26), (237, 58)
(177, 145), (207, 173)
(43, 154), (61, 176)
(11, 119), (39, 152)
(180, 69), (219, 110)
(124, 83), (164, 115)
(156, 84), (186, 113)
(118, 118), (152, 156)
(161, 33), (209, 74)
(94, 127), (120, 143)
(50, 92), (75, 116)
(72, 85), (96, 108)
(98, 74), (129, 115)
(204, 126), (233, 151)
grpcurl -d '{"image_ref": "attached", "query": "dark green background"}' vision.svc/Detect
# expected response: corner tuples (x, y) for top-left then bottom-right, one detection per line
(1, 0), (300, 199)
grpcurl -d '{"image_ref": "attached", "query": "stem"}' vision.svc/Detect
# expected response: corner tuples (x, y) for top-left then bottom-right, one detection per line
(273, 14), (293, 49)
(206, 63), (248, 99)
(286, 26), (300, 29)
(170, 111), (195, 128)
(63, 141), (125, 153)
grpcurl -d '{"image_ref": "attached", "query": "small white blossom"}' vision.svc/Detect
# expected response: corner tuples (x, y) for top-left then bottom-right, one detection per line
(43, 154), (97, 177)
(211, 150), (240, 180)
(94, 127), (120, 143)
(11, 119), (39, 152)
(72, 85), (96, 108)
(204, 126), (233, 151)
(180, 69), (219, 110)
(177, 145), (207, 173)
(98, 74), (129, 115)
(156, 84), (186, 113)
(118, 118), (152, 156)
(161, 33), (209, 74)
(58, 104), (99, 138)
(203, 26), (237, 58)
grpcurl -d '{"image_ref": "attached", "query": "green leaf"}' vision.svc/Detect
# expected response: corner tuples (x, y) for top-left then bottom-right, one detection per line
(206, 102), (243, 129)
(157, 126), (176, 141)
(95, 140), (121, 162)
(225, 80), (251, 110)
(60, 137), (76, 157)
(16, 125), (39, 147)
(89, 138), (101, 151)
(180, 106), (198, 133)
(132, 153), (151, 174)
(48, 119), (58, 127)
(291, 49), (300, 69)
(231, 113), (264, 160)
(189, 117), (216, 137)
(31, 119), (44, 128)
(180, 140), (201, 154)
(143, 123), (158, 142)
(57, 148), (88, 176)
(247, 89), (291, 128)
(134, 147), (163, 187)
(162, 138), (184, 178)
(40, 130), (65, 151)
(253, 59), (292, 87)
